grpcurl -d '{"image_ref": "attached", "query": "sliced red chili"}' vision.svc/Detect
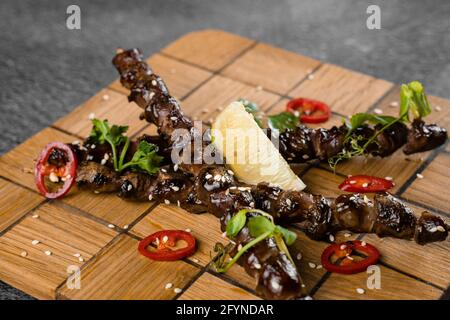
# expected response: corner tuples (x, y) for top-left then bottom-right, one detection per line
(35, 142), (78, 199)
(138, 230), (196, 261)
(286, 98), (331, 124)
(339, 175), (394, 193)
(321, 240), (380, 274)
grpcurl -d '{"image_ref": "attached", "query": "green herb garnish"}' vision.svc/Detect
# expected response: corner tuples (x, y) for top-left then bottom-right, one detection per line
(239, 99), (263, 128)
(214, 209), (297, 273)
(328, 81), (433, 169)
(267, 112), (299, 131)
(89, 119), (162, 175)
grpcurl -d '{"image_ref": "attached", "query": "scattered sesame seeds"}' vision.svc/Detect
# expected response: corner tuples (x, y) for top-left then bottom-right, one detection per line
(308, 262), (316, 269)
(31, 240), (40, 245)
(170, 116), (178, 121)
(436, 226), (446, 232)
(21, 251), (28, 257)
(435, 106), (442, 112)
(227, 170), (234, 175)
(100, 159), (107, 165)
(213, 174), (222, 181)
(361, 241), (367, 246)
(102, 94), (110, 101)
(296, 253), (302, 261)
(349, 180), (357, 185)
(107, 224), (115, 229)
(362, 182), (369, 188)
(205, 173), (212, 179)
(254, 263), (262, 269)
(148, 194), (153, 201)
(304, 296), (313, 300)
(162, 235), (169, 243)
(237, 244), (243, 251)
(164, 199), (171, 205)
(316, 264), (322, 269)
(344, 233), (352, 238)
(301, 284), (306, 288)
(177, 200), (181, 207)
(73, 253), (81, 258)
(356, 288), (365, 294)
(373, 108), (383, 115)
(91, 144), (96, 149)
(165, 283), (173, 290)
(340, 244), (347, 250)
(302, 154), (309, 160)
(416, 173), (424, 179)
(192, 258), (200, 263)
(221, 231), (227, 238)
(256, 85), (263, 91)
(123, 225), (129, 230)
(151, 80), (157, 86)
(429, 226), (438, 233)
(385, 176), (393, 181)
(329, 234), (335, 242)
(307, 74), (315, 80)
(389, 101), (399, 108)
(346, 255), (354, 261)
(88, 112), (95, 120)
(286, 199), (292, 206)
(171, 186), (180, 192)
(32, 214), (39, 219)
(185, 228), (191, 233)
(173, 164), (179, 172)
(44, 250), (52, 256)
(174, 288), (182, 294)
(78, 257), (84, 262)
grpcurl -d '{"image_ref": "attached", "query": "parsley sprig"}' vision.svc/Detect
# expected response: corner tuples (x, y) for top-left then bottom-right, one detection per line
(89, 119), (162, 175)
(213, 209), (297, 273)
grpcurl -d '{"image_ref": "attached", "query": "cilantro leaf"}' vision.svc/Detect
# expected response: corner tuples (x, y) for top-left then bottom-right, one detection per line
(247, 216), (275, 238)
(268, 112), (299, 131)
(121, 141), (163, 175)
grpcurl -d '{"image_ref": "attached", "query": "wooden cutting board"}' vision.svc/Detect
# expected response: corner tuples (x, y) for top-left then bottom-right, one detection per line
(0, 30), (448, 300)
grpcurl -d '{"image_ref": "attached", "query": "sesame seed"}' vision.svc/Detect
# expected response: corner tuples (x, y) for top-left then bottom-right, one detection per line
(344, 233), (352, 238)
(435, 106), (442, 112)
(102, 94), (110, 101)
(356, 288), (365, 294)
(185, 228), (191, 233)
(429, 226), (438, 233)
(349, 180), (357, 184)
(316, 264), (322, 269)
(151, 80), (157, 86)
(192, 258), (199, 263)
(174, 288), (182, 294)
(416, 173), (424, 179)
(329, 234), (335, 242)
(373, 108), (383, 115)
(346, 255), (354, 260)
(164, 199), (170, 205)
(31, 240), (40, 245)
(32, 214), (39, 219)
(44, 250), (52, 256)
(88, 112), (95, 120)
(173, 164), (179, 172)
(100, 159), (107, 165)
(162, 236), (169, 243)
(304, 296), (313, 300)
(171, 186), (180, 192)
(214, 175), (221, 181)
(362, 182), (369, 188)
(254, 263), (262, 269)
(49, 172), (59, 183)
(201, 108), (209, 113)
(363, 195), (370, 204)
(256, 85), (263, 91)
(308, 262), (316, 268)
(72, 140), (80, 145)
(286, 199), (292, 206)
(361, 241), (367, 246)
(161, 168), (167, 173)
(205, 174), (212, 179)
(73, 253), (81, 258)
(385, 176), (393, 181)
(237, 244), (243, 251)
(91, 144), (96, 149)
(148, 194), (153, 201)
(78, 257), (84, 262)
(108, 224), (115, 229)
(227, 170), (234, 175)
(340, 244), (347, 250)
(123, 225), (129, 230)
(177, 200), (181, 207)
(296, 253), (302, 261)
(221, 231), (227, 238)
(94, 190), (100, 194)
(302, 154), (309, 160)
(436, 226), (446, 232)
(170, 116), (178, 121)
(249, 202), (255, 208)
(165, 283), (173, 290)
(307, 74), (315, 80)
(21, 251), (28, 257)
(301, 284), (306, 288)
(389, 101), (399, 107)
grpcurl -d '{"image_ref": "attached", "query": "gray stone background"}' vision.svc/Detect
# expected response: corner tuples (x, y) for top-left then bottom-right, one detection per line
(0, 0), (449, 299)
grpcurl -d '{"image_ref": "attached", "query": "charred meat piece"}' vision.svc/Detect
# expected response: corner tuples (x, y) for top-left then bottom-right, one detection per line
(371, 122), (409, 157)
(403, 119), (447, 154)
(76, 162), (120, 193)
(414, 212), (448, 245)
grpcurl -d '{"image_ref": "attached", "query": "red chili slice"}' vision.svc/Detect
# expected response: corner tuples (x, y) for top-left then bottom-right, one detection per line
(321, 240), (380, 274)
(286, 97), (331, 124)
(339, 175), (394, 193)
(138, 230), (196, 261)
(35, 142), (78, 199)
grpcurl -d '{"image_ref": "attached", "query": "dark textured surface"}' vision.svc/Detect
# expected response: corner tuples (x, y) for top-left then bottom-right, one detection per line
(0, 0), (449, 299)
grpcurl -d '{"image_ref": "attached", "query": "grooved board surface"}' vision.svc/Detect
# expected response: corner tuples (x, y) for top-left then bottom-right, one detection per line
(0, 30), (448, 300)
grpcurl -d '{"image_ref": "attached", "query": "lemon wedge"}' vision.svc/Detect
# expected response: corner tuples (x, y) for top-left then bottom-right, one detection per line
(211, 101), (306, 191)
